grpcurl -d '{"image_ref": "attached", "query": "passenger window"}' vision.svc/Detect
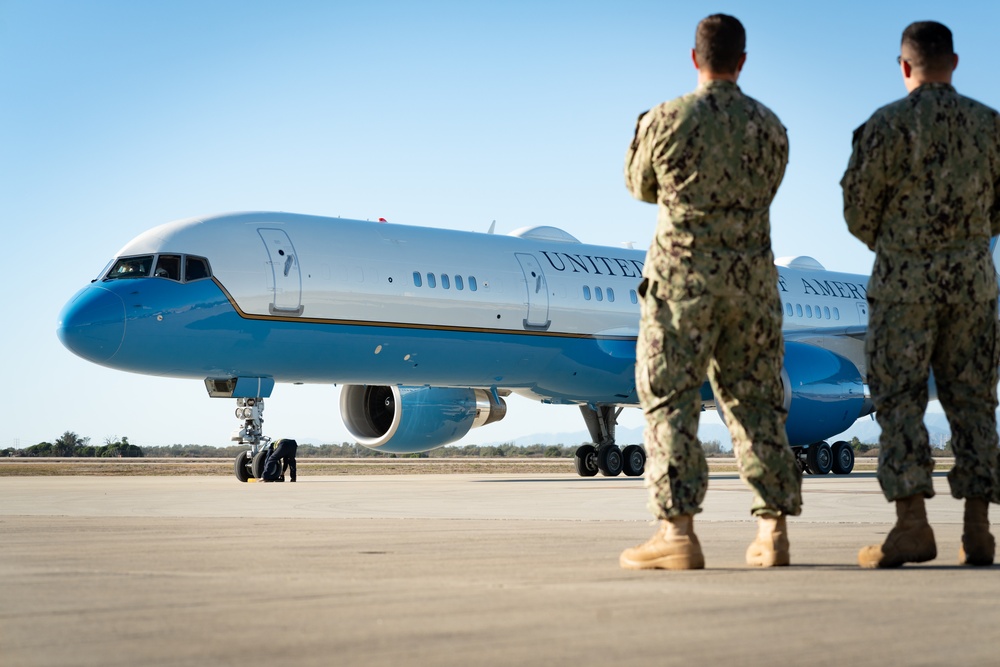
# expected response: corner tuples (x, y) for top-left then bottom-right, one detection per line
(468, 276), (478, 292)
(833, 307), (840, 320)
(455, 275), (464, 291)
(805, 305), (813, 318)
(785, 303), (792, 317)
(185, 256), (210, 282)
(630, 290), (638, 304)
(796, 304), (803, 317)
(824, 306), (831, 319)
(441, 274), (450, 289)
(427, 273), (437, 288)
(595, 287), (603, 302)
(583, 286), (591, 301)
(106, 255), (154, 279)
(607, 288), (615, 303)
(413, 271), (422, 287)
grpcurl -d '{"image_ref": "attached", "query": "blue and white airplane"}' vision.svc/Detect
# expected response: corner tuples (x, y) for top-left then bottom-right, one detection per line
(58, 211), (878, 481)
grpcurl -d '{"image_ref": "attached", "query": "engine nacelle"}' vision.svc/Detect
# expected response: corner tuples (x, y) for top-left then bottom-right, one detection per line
(710, 342), (869, 446)
(781, 341), (869, 446)
(340, 385), (507, 454)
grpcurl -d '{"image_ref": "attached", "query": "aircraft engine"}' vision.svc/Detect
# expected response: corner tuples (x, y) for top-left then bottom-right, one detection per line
(340, 385), (507, 454)
(780, 341), (869, 446)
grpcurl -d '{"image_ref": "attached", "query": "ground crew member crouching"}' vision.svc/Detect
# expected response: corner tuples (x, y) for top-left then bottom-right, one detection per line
(842, 21), (1000, 567)
(620, 14), (802, 571)
(260, 438), (298, 483)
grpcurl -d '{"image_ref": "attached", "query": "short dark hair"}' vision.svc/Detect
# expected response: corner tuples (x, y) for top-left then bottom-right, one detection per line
(901, 21), (954, 73)
(695, 14), (746, 74)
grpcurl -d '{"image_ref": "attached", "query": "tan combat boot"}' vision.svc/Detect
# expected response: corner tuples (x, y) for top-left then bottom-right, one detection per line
(958, 497), (994, 566)
(619, 515), (705, 570)
(858, 494), (936, 568)
(746, 515), (790, 567)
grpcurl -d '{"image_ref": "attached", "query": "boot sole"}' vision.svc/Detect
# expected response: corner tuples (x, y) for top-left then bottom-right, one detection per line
(858, 546), (937, 568)
(619, 553), (705, 570)
(959, 547), (995, 566)
(746, 552), (790, 567)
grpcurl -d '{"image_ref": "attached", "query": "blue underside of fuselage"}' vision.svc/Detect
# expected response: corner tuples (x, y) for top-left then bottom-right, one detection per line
(58, 278), (639, 405)
(59, 278), (870, 447)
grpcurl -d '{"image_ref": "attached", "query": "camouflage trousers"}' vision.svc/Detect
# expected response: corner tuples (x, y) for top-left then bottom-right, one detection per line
(636, 282), (802, 519)
(867, 299), (1000, 502)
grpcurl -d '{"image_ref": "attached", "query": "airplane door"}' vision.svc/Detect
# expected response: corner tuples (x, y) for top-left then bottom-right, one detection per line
(515, 253), (551, 331)
(258, 228), (303, 315)
(856, 301), (868, 323)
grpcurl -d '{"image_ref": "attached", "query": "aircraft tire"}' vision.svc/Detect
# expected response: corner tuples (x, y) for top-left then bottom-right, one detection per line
(622, 445), (645, 477)
(574, 445), (599, 477)
(806, 442), (833, 475)
(597, 444), (623, 477)
(234, 451), (250, 483)
(831, 440), (855, 475)
(251, 450), (269, 479)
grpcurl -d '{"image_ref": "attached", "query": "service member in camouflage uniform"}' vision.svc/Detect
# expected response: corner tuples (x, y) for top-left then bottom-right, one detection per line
(620, 14), (802, 571)
(842, 21), (1000, 568)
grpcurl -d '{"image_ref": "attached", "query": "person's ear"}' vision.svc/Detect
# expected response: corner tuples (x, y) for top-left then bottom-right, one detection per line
(691, 48), (700, 71)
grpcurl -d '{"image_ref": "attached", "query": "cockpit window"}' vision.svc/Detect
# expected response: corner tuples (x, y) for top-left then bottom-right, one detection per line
(106, 256), (154, 279)
(104, 254), (212, 282)
(154, 255), (182, 281)
(184, 256), (211, 281)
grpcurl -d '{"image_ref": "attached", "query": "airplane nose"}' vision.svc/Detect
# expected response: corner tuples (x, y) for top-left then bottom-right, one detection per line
(57, 286), (126, 363)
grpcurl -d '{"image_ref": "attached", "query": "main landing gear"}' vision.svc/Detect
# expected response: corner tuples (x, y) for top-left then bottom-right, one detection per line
(573, 405), (646, 478)
(230, 397), (272, 483)
(793, 440), (854, 475)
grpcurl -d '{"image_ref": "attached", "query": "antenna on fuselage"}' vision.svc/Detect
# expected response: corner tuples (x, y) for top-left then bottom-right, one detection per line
(487, 220), (496, 234)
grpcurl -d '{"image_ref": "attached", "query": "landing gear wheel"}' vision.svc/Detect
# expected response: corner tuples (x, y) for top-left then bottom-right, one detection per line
(831, 440), (854, 475)
(251, 449), (270, 479)
(574, 444), (599, 477)
(806, 441), (833, 475)
(597, 444), (624, 477)
(622, 445), (645, 477)
(234, 451), (250, 483)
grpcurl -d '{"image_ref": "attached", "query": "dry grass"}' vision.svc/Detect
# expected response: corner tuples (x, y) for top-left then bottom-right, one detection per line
(0, 458), (579, 477)
(0, 456), (891, 477)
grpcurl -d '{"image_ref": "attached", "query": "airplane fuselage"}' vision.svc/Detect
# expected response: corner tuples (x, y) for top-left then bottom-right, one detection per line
(58, 211), (883, 469)
(59, 212), (869, 403)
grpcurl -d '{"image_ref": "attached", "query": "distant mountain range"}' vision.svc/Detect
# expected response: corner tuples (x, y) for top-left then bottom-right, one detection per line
(490, 412), (958, 449)
(291, 411), (960, 450)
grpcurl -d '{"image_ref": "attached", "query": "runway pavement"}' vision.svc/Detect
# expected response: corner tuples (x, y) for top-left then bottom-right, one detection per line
(1, 470), (998, 666)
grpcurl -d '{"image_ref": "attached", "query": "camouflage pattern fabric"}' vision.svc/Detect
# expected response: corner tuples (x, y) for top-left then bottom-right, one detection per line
(626, 80), (789, 301)
(866, 300), (999, 501)
(843, 82), (1000, 503)
(636, 284), (802, 518)
(842, 83), (1000, 304)
(627, 79), (801, 518)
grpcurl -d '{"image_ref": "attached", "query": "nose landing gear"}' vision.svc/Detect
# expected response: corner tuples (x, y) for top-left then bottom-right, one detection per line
(230, 397), (271, 482)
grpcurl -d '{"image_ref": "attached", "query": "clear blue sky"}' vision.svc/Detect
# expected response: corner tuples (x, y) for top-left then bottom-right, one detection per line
(2, 1), (996, 449)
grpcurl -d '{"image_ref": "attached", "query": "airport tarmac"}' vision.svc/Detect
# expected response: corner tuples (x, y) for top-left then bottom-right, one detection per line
(1, 470), (998, 667)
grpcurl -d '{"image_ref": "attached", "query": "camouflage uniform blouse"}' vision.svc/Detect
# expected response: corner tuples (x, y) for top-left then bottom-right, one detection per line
(842, 82), (1000, 304)
(625, 80), (789, 301)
